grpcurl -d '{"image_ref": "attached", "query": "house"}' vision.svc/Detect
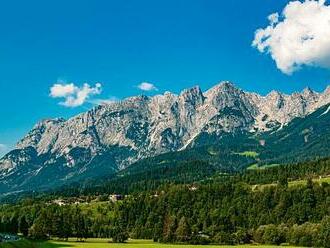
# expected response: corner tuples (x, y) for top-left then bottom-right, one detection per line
(109, 194), (124, 202)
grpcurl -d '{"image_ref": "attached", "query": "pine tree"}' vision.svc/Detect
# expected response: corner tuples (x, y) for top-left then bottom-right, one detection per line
(162, 215), (177, 242)
(175, 217), (190, 242)
(319, 216), (330, 248)
(18, 215), (29, 236)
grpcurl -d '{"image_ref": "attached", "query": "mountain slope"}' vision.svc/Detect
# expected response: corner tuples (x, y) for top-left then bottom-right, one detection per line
(1, 82), (330, 193)
(258, 103), (330, 164)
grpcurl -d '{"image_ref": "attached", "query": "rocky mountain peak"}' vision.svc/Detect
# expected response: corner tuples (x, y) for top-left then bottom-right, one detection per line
(302, 86), (315, 95)
(179, 86), (205, 106)
(205, 81), (238, 95)
(33, 118), (66, 129)
(126, 95), (150, 102)
(180, 85), (202, 96)
(1, 82), (330, 193)
(265, 90), (285, 108)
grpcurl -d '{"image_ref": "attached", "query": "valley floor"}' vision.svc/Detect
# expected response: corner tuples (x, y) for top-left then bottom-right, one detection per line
(0, 239), (302, 248)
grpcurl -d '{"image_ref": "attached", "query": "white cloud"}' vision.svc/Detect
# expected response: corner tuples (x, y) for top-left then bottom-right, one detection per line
(50, 82), (102, 107)
(49, 83), (76, 97)
(90, 96), (120, 105)
(252, 0), (330, 74)
(137, 82), (158, 91)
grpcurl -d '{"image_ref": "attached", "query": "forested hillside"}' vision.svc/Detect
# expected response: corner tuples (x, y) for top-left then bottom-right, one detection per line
(0, 157), (329, 247)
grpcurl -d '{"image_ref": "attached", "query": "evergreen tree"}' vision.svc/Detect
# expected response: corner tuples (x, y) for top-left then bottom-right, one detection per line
(319, 216), (330, 248)
(18, 215), (29, 236)
(175, 217), (190, 242)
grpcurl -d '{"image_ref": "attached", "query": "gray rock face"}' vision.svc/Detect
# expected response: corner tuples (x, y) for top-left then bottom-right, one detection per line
(248, 86), (328, 131)
(1, 82), (330, 190)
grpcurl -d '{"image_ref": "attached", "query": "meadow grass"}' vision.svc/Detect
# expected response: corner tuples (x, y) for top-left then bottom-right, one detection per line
(45, 239), (300, 248)
(235, 151), (259, 158)
(0, 239), (301, 248)
(247, 163), (280, 170)
(253, 176), (330, 191)
(288, 176), (330, 187)
(246, 163), (259, 170)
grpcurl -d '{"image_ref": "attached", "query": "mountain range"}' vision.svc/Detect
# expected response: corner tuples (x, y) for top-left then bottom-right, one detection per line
(1, 81), (330, 194)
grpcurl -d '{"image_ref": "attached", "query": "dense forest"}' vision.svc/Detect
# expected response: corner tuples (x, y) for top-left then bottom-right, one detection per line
(0, 157), (330, 246)
(42, 156), (330, 197)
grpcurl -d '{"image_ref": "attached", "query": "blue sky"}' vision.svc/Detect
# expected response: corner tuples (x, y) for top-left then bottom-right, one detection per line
(1, 0), (330, 156)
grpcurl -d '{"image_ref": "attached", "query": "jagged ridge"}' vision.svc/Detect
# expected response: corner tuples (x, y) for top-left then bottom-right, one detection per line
(1, 81), (330, 192)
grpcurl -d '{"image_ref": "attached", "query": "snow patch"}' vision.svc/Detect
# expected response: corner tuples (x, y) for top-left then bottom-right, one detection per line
(319, 105), (330, 117)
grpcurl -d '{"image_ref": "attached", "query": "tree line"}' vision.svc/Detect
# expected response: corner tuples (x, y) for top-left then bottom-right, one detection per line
(0, 157), (330, 246)
(0, 177), (329, 246)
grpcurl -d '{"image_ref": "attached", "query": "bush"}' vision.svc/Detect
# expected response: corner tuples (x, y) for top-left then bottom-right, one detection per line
(233, 228), (251, 244)
(262, 224), (283, 245)
(213, 231), (235, 245)
(288, 222), (320, 247)
(253, 225), (267, 243)
(318, 216), (330, 248)
(28, 224), (48, 240)
(254, 224), (286, 245)
(189, 234), (211, 245)
(111, 228), (129, 243)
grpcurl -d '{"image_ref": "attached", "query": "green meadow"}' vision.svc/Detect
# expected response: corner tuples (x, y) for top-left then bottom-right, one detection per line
(0, 239), (300, 248)
(253, 176), (330, 191)
(288, 176), (330, 187)
(235, 151), (259, 158)
(247, 163), (280, 170)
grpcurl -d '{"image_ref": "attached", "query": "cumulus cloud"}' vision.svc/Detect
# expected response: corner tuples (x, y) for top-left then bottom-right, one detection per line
(137, 82), (158, 91)
(252, 0), (330, 74)
(49, 83), (76, 97)
(50, 82), (102, 107)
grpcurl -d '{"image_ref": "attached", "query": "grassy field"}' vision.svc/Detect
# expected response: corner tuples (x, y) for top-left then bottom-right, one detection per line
(288, 176), (330, 187)
(235, 151), (259, 158)
(247, 163), (280, 170)
(0, 239), (301, 248)
(253, 176), (330, 191)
